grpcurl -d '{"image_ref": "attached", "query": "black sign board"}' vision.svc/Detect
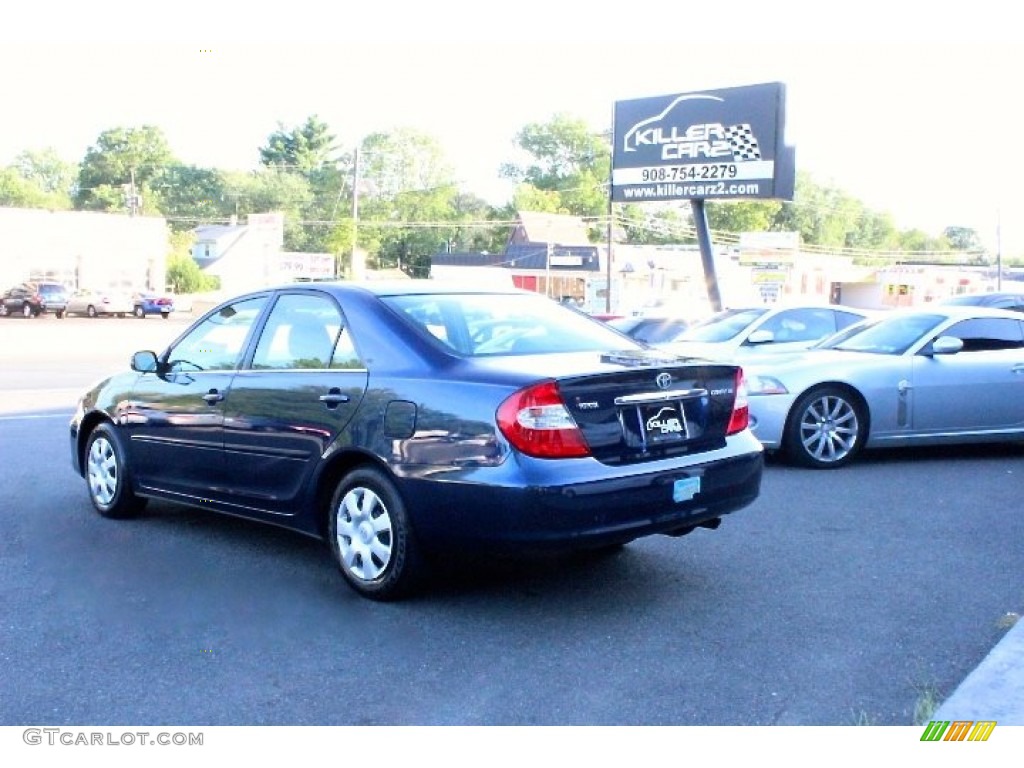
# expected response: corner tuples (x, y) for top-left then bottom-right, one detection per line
(612, 82), (795, 203)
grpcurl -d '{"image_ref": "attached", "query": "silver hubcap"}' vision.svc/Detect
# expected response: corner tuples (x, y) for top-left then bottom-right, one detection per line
(336, 487), (393, 581)
(87, 436), (119, 506)
(798, 395), (859, 463)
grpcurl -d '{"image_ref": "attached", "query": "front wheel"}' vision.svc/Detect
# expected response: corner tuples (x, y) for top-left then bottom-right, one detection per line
(86, 305), (98, 318)
(55, 310), (65, 319)
(134, 306), (146, 318)
(327, 466), (423, 601)
(84, 423), (147, 518)
(22, 304), (33, 318)
(783, 386), (866, 469)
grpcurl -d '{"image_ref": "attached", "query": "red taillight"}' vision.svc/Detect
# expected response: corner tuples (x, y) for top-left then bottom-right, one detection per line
(726, 368), (750, 435)
(496, 380), (591, 459)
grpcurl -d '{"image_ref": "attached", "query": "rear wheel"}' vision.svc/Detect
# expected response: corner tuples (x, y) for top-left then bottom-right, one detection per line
(327, 466), (423, 601)
(22, 304), (33, 318)
(0, 304), (7, 317)
(84, 423), (147, 519)
(134, 305), (146, 318)
(86, 305), (97, 318)
(784, 386), (866, 469)
(55, 310), (65, 319)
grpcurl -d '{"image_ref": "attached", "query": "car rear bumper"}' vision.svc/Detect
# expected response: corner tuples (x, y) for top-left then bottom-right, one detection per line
(400, 445), (764, 552)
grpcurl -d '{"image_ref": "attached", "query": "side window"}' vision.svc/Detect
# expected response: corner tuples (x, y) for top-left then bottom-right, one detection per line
(834, 311), (865, 331)
(330, 327), (363, 369)
(759, 309), (835, 343)
(169, 296), (267, 372)
(943, 318), (1024, 352)
(251, 293), (348, 370)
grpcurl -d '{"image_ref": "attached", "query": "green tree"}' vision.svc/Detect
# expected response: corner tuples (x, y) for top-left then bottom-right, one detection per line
(75, 126), (176, 213)
(707, 199), (782, 234)
(0, 167), (54, 208)
(943, 226), (984, 252)
(221, 168), (313, 251)
(12, 148), (77, 203)
(350, 128), (462, 271)
(501, 114), (610, 218)
(154, 165), (230, 231)
(165, 231), (217, 293)
(259, 115), (338, 173)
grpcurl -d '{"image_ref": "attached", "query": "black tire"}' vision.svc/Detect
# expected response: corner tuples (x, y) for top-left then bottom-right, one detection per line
(22, 303), (33, 318)
(134, 305), (146, 318)
(161, 312), (170, 320)
(116, 312), (125, 318)
(55, 310), (65, 319)
(0, 304), (8, 317)
(783, 386), (866, 469)
(84, 423), (147, 519)
(327, 466), (423, 601)
(86, 305), (97, 318)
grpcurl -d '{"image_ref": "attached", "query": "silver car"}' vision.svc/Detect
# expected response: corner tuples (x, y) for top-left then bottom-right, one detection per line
(743, 305), (1024, 468)
(659, 303), (871, 361)
(65, 288), (135, 318)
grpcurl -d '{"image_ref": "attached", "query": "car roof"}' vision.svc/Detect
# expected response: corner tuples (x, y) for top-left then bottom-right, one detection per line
(882, 304), (1024, 320)
(261, 279), (533, 298)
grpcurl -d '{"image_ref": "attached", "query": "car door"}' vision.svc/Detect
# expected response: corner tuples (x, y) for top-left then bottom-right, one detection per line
(220, 291), (368, 514)
(910, 317), (1024, 433)
(124, 295), (269, 498)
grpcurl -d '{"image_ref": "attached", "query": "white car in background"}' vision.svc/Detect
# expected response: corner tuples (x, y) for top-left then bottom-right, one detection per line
(658, 304), (872, 361)
(64, 288), (135, 318)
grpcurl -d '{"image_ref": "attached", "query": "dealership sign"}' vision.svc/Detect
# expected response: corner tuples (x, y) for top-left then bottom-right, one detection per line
(612, 82), (795, 203)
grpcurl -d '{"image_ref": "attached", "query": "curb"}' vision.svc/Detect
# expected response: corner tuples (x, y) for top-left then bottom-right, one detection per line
(933, 616), (1024, 724)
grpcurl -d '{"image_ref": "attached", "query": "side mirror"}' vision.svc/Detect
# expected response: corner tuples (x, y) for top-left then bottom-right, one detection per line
(930, 336), (964, 356)
(131, 350), (159, 372)
(746, 329), (775, 345)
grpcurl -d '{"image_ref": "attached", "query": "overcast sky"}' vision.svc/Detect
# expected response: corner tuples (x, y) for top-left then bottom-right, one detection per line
(4, 2), (1022, 253)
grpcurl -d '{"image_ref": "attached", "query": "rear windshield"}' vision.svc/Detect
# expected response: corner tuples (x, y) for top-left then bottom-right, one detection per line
(381, 292), (644, 357)
(37, 284), (67, 295)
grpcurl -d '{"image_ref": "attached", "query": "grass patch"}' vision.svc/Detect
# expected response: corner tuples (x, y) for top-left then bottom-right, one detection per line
(996, 612), (1020, 629)
(852, 709), (877, 726)
(912, 683), (942, 725)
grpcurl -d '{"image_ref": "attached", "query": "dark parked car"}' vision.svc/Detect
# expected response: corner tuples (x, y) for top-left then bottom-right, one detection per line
(0, 281), (69, 318)
(939, 291), (1024, 313)
(69, 281), (763, 600)
(133, 291), (176, 318)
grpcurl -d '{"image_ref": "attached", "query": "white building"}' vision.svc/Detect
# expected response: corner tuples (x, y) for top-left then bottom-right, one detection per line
(0, 207), (168, 291)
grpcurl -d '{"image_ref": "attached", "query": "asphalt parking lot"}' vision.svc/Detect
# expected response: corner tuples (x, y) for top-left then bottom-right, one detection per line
(1, 313), (1022, 726)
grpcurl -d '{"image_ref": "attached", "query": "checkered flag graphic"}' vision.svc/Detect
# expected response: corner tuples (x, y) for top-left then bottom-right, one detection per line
(725, 124), (762, 161)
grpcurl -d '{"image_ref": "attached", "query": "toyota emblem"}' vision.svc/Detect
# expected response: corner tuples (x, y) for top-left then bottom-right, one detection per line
(655, 372), (673, 390)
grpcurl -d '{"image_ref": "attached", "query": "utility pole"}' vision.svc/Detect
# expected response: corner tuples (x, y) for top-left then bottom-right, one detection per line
(546, 241), (553, 297)
(124, 168), (140, 217)
(996, 208), (1003, 290)
(350, 147), (362, 280)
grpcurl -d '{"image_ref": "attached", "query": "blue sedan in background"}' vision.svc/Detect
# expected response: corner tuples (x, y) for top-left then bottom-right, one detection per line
(132, 291), (175, 318)
(70, 281), (763, 600)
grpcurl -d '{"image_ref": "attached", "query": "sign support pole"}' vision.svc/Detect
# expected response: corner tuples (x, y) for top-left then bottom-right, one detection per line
(691, 199), (723, 312)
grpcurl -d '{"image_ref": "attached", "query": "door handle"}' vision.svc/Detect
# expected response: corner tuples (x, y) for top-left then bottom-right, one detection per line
(319, 389), (350, 408)
(203, 389), (224, 404)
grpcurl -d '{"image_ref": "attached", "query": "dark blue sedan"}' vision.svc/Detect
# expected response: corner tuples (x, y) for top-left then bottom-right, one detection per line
(70, 281), (763, 600)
